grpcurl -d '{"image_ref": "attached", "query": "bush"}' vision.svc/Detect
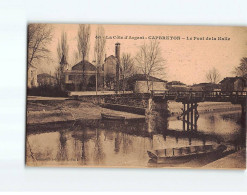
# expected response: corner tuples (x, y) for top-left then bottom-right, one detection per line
(27, 85), (68, 97)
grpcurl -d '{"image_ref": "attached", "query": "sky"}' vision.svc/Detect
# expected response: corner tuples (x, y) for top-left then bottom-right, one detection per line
(37, 24), (247, 85)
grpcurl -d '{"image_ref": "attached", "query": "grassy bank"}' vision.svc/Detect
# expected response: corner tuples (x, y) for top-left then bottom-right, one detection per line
(27, 100), (144, 124)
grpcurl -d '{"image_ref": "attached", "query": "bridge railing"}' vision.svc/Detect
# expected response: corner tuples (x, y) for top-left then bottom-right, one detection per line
(151, 90), (247, 101)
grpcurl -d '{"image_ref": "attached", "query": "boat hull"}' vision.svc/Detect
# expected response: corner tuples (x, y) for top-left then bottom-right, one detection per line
(147, 145), (227, 164)
(101, 113), (125, 120)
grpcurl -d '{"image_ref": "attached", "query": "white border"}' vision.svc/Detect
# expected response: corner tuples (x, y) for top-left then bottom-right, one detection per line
(0, 0), (247, 192)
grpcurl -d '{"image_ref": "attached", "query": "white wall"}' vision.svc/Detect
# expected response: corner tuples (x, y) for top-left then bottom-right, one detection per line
(134, 81), (167, 93)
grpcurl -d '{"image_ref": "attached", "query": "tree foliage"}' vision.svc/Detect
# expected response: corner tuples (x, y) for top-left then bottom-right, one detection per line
(135, 40), (165, 78)
(234, 57), (247, 76)
(77, 24), (91, 90)
(135, 40), (166, 90)
(121, 53), (135, 78)
(57, 31), (69, 63)
(94, 25), (106, 66)
(121, 53), (135, 91)
(77, 24), (91, 62)
(206, 67), (220, 84)
(28, 24), (53, 68)
(56, 31), (69, 87)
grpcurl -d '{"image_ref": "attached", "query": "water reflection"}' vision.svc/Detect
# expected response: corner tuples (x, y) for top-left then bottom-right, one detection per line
(26, 110), (245, 167)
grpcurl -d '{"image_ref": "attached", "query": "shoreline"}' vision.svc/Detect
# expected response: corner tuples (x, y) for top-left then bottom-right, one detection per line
(27, 99), (242, 125)
(27, 100), (145, 125)
(203, 149), (246, 169)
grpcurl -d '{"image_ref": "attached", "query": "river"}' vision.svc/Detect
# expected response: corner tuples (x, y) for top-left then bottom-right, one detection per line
(26, 103), (245, 168)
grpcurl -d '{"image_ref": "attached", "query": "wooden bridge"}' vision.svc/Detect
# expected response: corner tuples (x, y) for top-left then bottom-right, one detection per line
(151, 90), (247, 131)
(151, 90), (247, 104)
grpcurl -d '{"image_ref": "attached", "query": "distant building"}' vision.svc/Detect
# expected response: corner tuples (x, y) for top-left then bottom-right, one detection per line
(63, 60), (104, 91)
(37, 73), (57, 86)
(27, 65), (38, 88)
(63, 43), (121, 91)
(220, 77), (247, 91)
(190, 83), (220, 91)
(126, 74), (167, 93)
(103, 55), (121, 90)
(167, 81), (187, 91)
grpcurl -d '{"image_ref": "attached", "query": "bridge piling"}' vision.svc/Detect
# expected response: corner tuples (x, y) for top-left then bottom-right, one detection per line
(241, 103), (246, 125)
(145, 97), (169, 132)
(191, 103), (194, 131)
(187, 103), (190, 131)
(180, 101), (199, 131)
(183, 103), (185, 131)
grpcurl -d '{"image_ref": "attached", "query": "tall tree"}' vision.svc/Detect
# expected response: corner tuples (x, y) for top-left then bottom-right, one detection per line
(94, 25), (106, 90)
(94, 25), (106, 67)
(71, 50), (80, 66)
(121, 53), (135, 91)
(57, 31), (69, 63)
(77, 24), (91, 90)
(28, 24), (53, 68)
(206, 67), (220, 83)
(56, 31), (69, 86)
(135, 40), (166, 91)
(234, 57), (247, 76)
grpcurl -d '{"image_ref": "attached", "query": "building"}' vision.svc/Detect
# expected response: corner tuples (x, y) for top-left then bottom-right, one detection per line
(190, 83), (220, 91)
(167, 81), (187, 91)
(37, 73), (57, 86)
(126, 74), (167, 93)
(63, 43), (121, 91)
(63, 60), (104, 91)
(27, 65), (38, 88)
(220, 76), (247, 91)
(103, 55), (118, 90)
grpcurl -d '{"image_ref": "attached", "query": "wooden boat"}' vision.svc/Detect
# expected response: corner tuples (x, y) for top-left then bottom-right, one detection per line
(101, 113), (126, 120)
(147, 144), (227, 164)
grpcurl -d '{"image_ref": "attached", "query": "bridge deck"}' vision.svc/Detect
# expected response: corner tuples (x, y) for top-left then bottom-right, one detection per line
(151, 90), (247, 104)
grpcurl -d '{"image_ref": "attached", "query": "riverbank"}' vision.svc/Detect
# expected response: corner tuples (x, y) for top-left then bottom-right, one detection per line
(203, 149), (246, 169)
(27, 100), (145, 124)
(169, 101), (241, 116)
(27, 98), (242, 124)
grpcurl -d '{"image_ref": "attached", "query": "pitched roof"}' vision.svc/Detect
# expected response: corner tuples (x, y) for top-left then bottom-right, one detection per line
(192, 82), (219, 87)
(127, 74), (167, 83)
(167, 81), (186, 85)
(105, 55), (117, 61)
(219, 76), (247, 83)
(72, 60), (96, 71)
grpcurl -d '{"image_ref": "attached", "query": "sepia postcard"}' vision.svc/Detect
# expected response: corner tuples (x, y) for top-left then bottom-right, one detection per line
(26, 24), (246, 169)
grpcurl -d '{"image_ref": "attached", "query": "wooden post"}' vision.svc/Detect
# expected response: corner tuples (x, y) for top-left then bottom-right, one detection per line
(191, 103), (194, 131)
(183, 103), (185, 131)
(187, 103), (190, 131)
(194, 103), (198, 131)
(189, 137), (192, 145)
(241, 104), (246, 125)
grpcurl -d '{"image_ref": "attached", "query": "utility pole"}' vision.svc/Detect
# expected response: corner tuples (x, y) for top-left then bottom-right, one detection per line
(96, 66), (98, 95)
(93, 60), (98, 95)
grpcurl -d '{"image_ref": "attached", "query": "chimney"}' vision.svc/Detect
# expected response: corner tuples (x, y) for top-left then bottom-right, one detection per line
(115, 43), (120, 92)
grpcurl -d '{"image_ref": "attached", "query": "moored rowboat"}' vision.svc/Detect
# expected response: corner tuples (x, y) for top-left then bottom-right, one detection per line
(101, 113), (126, 120)
(147, 144), (227, 164)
